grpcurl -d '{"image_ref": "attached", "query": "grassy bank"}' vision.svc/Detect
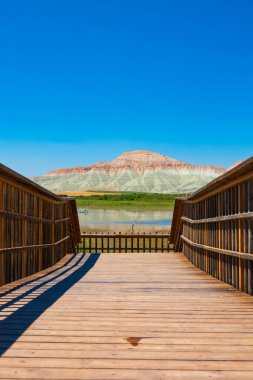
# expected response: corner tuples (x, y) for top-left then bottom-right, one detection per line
(74, 192), (185, 209)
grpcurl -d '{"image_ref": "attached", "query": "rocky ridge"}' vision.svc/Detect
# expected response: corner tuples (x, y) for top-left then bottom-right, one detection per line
(32, 150), (226, 194)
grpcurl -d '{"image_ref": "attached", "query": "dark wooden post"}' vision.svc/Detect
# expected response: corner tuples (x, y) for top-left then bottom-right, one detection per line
(218, 192), (223, 281)
(238, 184), (244, 291)
(0, 181), (3, 286)
(21, 191), (27, 278)
(51, 204), (55, 266)
(38, 198), (43, 271)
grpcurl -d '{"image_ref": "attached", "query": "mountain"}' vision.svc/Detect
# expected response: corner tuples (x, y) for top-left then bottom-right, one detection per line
(31, 150), (226, 194)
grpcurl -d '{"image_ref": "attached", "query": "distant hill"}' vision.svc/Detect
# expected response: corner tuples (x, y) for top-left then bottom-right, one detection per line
(31, 150), (226, 194)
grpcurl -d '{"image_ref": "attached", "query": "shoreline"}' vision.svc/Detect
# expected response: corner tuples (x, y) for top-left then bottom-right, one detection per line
(73, 192), (181, 210)
(77, 205), (174, 211)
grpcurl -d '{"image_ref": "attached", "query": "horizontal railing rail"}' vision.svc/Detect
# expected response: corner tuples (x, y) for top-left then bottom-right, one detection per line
(181, 235), (253, 261)
(79, 232), (171, 253)
(181, 211), (253, 224)
(0, 209), (70, 223)
(0, 236), (70, 253)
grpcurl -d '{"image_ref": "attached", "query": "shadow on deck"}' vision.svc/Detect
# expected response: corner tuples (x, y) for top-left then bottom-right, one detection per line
(0, 253), (100, 356)
(1, 252), (253, 379)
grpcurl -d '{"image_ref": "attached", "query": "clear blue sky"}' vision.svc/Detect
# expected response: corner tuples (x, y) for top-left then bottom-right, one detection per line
(0, 0), (252, 176)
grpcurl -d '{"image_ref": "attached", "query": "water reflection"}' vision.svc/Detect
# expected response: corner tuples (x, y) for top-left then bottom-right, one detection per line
(78, 208), (172, 233)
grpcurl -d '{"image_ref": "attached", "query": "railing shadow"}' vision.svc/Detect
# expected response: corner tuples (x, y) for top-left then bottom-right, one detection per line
(0, 253), (100, 356)
(0, 253), (84, 314)
(0, 253), (77, 300)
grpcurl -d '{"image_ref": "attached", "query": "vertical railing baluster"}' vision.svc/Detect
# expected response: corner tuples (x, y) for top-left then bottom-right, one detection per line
(89, 234), (91, 254)
(119, 232), (121, 253)
(0, 181), (3, 286)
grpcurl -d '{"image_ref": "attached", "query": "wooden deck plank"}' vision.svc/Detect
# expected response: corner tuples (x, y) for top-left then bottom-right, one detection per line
(1, 252), (253, 379)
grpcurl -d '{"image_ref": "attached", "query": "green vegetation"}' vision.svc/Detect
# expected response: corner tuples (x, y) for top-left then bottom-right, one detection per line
(75, 192), (185, 209)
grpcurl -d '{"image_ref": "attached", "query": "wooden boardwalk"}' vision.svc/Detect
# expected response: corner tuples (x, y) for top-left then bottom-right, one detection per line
(1, 253), (253, 379)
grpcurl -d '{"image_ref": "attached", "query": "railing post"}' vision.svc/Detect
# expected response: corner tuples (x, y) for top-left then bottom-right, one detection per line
(21, 191), (27, 278)
(238, 184), (244, 291)
(38, 198), (43, 271)
(88, 233), (91, 254)
(248, 181), (253, 294)
(119, 232), (121, 253)
(101, 233), (104, 253)
(204, 199), (208, 273)
(95, 232), (97, 253)
(84, 234), (86, 254)
(218, 192), (223, 281)
(113, 232), (115, 253)
(51, 204), (55, 265)
(0, 181), (3, 286)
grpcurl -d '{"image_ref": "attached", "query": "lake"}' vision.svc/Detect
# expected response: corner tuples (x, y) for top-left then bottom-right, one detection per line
(78, 208), (173, 233)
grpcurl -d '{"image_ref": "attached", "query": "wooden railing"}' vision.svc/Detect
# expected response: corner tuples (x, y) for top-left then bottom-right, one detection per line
(170, 157), (253, 294)
(79, 232), (171, 253)
(0, 163), (80, 286)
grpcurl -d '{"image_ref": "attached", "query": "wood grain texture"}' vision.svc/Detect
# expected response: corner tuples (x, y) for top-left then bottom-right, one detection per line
(0, 168), (80, 286)
(1, 252), (253, 379)
(171, 161), (253, 294)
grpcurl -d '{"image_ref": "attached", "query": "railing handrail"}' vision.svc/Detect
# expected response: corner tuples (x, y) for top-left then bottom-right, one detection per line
(181, 235), (253, 261)
(181, 211), (253, 224)
(0, 162), (64, 202)
(0, 236), (70, 253)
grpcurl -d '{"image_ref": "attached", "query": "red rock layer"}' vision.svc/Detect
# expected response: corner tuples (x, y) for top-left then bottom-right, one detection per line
(46, 150), (225, 176)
